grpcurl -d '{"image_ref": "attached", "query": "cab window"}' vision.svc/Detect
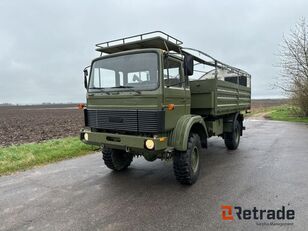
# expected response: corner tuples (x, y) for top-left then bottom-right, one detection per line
(164, 58), (183, 88)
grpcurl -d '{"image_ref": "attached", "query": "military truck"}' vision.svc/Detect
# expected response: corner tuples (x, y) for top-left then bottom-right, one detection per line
(80, 31), (251, 185)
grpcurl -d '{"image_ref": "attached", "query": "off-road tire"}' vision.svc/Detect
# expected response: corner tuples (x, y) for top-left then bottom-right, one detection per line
(102, 148), (133, 171)
(173, 133), (201, 185)
(224, 120), (241, 150)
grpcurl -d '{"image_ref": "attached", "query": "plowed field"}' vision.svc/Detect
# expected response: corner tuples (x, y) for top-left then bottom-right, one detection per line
(0, 106), (83, 147)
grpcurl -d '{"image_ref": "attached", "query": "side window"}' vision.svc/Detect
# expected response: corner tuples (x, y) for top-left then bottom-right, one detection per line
(164, 58), (183, 88)
(224, 75), (250, 87)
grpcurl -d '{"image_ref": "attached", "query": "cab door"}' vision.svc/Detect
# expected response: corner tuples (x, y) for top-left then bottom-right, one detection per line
(163, 56), (190, 131)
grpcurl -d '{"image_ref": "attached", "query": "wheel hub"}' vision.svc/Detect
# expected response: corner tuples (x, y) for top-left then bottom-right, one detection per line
(191, 146), (200, 173)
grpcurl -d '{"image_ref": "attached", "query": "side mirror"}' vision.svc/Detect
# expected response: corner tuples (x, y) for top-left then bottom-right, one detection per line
(83, 69), (88, 89)
(184, 54), (194, 76)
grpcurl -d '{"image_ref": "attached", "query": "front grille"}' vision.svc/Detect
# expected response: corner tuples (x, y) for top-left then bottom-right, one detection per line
(85, 109), (165, 133)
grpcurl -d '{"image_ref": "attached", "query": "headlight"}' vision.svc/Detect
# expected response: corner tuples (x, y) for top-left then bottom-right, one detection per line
(145, 139), (155, 150)
(84, 133), (89, 141)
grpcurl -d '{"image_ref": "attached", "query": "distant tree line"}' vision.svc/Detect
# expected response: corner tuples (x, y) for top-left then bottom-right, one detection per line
(0, 103), (15, 106)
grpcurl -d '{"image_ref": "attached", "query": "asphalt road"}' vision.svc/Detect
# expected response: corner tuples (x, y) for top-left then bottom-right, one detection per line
(1, 119), (308, 231)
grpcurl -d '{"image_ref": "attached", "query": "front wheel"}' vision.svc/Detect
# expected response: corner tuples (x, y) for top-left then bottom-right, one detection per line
(224, 120), (241, 150)
(102, 148), (133, 171)
(173, 133), (201, 185)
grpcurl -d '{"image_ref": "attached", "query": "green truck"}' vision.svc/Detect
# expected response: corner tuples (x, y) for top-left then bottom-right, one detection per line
(81, 31), (251, 185)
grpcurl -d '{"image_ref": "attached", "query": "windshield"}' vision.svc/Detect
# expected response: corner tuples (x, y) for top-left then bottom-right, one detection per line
(89, 52), (158, 92)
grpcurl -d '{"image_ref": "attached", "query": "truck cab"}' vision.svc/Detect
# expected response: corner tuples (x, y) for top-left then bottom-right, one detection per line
(81, 31), (251, 185)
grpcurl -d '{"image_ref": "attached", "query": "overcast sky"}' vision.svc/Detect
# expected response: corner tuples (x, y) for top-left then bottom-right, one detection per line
(0, 0), (307, 104)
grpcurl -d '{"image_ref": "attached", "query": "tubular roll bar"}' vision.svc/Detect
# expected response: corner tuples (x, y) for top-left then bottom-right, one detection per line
(181, 47), (251, 77)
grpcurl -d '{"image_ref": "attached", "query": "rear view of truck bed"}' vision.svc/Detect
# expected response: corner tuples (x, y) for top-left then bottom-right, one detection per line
(190, 78), (251, 116)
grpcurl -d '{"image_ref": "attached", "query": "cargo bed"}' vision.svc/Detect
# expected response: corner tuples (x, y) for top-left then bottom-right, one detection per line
(190, 79), (251, 116)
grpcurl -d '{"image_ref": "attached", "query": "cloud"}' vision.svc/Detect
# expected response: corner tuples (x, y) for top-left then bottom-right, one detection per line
(0, 0), (307, 103)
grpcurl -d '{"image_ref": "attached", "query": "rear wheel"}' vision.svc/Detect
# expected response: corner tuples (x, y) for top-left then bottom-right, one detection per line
(173, 133), (201, 185)
(102, 148), (133, 171)
(224, 120), (241, 150)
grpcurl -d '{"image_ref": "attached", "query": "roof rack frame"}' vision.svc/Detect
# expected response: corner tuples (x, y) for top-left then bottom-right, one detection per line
(96, 31), (183, 50)
(181, 47), (251, 78)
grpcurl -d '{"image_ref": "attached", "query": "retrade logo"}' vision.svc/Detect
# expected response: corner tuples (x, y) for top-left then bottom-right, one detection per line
(220, 205), (295, 226)
(221, 205), (234, 220)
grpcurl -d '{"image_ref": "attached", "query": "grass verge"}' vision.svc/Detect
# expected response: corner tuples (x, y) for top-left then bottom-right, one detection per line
(247, 104), (308, 123)
(267, 105), (308, 123)
(0, 137), (99, 176)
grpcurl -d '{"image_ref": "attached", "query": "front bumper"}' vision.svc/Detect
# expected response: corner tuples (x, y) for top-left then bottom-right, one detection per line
(80, 129), (168, 151)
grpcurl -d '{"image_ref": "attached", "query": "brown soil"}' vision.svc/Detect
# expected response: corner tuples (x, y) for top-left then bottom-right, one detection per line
(251, 99), (289, 108)
(0, 107), (83, 147)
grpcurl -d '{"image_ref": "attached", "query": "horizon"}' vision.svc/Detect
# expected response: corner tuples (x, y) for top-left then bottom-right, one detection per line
(0, 97), (289, 106)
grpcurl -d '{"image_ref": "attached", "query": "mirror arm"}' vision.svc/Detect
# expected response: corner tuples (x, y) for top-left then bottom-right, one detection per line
(84, 76), (88, 89)
(83, 65), (90, 89)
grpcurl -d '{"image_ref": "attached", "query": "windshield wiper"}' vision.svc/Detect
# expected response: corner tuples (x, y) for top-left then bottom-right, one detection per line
(111, 85), (141, 94)
(111, 85), (134, 88)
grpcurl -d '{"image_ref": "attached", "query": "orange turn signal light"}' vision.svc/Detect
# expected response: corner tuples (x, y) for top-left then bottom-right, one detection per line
(78, 103), (85, 109)
(167, 104), (175, 111)
(159, 137), (167, 142)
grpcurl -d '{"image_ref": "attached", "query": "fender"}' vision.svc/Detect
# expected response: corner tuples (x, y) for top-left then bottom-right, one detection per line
(170, 115), (208, 151)
(223, 112), (243, 134)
